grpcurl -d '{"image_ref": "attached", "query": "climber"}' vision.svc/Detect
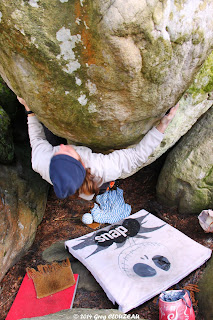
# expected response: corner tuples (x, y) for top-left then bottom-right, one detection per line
(17, 97), (179, 200)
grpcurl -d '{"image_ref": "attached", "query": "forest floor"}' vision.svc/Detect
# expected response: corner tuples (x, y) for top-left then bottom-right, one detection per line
(0, 156), (212, 320)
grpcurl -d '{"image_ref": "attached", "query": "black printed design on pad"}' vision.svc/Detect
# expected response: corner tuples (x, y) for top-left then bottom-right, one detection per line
(152, 255), (171, 271)
(123, 219), (140, 237)
(71, 213), (165, 258)
(94, 220), (140, 247)
(118, 243), (172, 278)
(133, 255), (171, 277)
(133, 263), (157, 277)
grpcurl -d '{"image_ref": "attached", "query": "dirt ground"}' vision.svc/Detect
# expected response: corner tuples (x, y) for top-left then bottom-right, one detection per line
(0, 156), (212, 320)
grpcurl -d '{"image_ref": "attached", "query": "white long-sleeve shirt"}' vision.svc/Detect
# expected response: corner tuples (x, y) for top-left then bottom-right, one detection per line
(28, 116), (164, 200)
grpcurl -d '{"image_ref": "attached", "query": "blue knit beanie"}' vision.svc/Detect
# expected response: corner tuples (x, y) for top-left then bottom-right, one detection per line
(49, 154), (86, 199)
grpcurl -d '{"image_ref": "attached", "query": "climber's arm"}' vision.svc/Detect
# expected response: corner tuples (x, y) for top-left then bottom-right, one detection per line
(17, 96), (56, 184)
(91, 103), (179, 182)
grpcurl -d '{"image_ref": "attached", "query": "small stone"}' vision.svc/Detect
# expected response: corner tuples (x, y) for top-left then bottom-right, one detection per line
(42, 241), (75, 262)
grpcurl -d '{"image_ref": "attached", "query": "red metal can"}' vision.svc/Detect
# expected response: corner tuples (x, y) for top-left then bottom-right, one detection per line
(159, 290), (195, 320)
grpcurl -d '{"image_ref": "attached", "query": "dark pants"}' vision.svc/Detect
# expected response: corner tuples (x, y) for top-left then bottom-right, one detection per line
(42, 124), (67, 146)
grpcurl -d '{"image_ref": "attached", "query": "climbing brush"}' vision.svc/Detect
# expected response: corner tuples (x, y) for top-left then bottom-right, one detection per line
(26, 258), (75, 298)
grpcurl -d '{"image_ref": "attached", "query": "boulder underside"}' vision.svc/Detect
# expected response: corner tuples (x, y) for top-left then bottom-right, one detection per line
(0, 0), (212, 151)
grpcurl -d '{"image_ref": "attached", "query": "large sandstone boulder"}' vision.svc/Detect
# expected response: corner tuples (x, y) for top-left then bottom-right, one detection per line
(0, 78), (50, 281)
(0, 0), (212, 151)
(198, 256), (213, 320)
(121, 51), (213, 178)
(0, 143), (49, 281)
(156, 106), (213, 214)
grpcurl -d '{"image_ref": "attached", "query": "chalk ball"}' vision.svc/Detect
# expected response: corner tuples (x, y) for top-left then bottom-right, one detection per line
(82, 213), (93, 225)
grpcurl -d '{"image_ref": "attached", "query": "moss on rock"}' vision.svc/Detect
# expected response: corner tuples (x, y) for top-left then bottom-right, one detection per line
(187, 51), (213, 98)
(141, 37), (173, 84)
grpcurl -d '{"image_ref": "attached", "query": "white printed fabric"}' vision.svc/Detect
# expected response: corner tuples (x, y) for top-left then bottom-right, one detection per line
(65, 210), (212, 313)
